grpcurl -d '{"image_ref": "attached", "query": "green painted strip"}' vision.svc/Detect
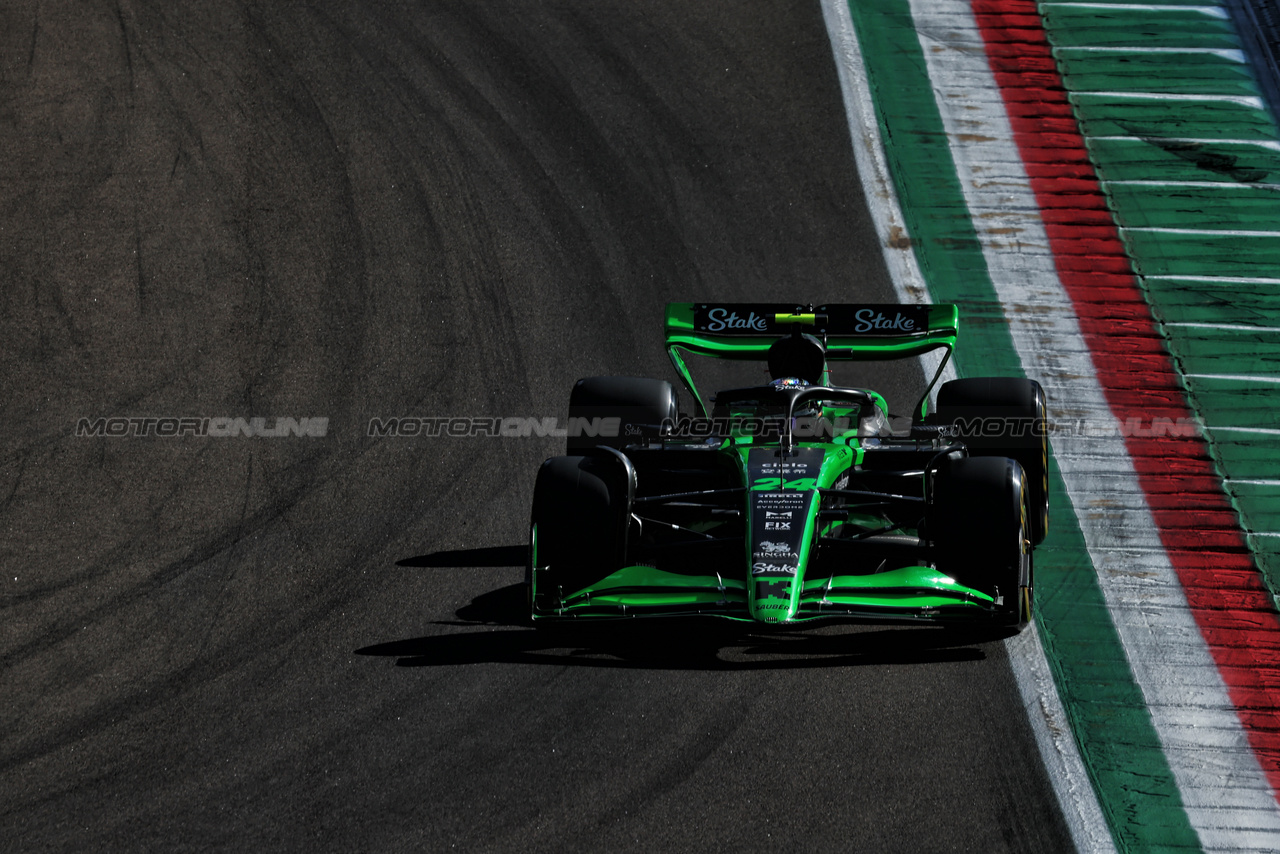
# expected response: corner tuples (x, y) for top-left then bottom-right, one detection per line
(1088, 138), (1280, 184)
(846, 2), (1200, 849)
(1050, 0), (1227, 5)
(1250, 537), (1280, 569)
(1121, 231), (1280, 278)
(1210, 437), (1280, 478)
(1164, 329), (1280, 362)
(1176, 350), (1280, 377)
(1107, 185), (1280, 230)
(1143, 278), (1280, 321)
(1040, 6), (1234, 28)
(1072, 94), (1278, 140)
(1056, 48), (1246, 68)
(1182, 383), (1276, 421)
(1042, 16), (1238, 50)
(1229, 481), (1280, 536)
(1060, 58), (1260, 97)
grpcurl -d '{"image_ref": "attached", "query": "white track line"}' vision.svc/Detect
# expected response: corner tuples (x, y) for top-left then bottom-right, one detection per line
(1212, 427), (1280, 437)
(1143, 275), (1280, 284)
(1078, 92), (1265, 106)
(1188, 374), (1280, 384)
(1090, 138), (1280, 149)
(1042, 3), (1228, 14)
(1164, 323), (1280, 333)
(1057, 47), (1246, 60)
(1109, 182), (1280, 189)
(1124, 227), (1280, 237)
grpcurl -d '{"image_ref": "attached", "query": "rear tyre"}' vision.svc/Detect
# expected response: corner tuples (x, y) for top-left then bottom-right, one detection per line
(929, 456), (1033, 631)
(527, 454), (632, 617)
(932, 377), (1048, 546)
(567, 376), (678, 453)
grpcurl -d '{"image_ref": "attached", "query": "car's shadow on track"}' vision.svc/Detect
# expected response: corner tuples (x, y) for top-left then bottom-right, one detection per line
(396, 545), (527, 568)
(360, 550), (1011, 669)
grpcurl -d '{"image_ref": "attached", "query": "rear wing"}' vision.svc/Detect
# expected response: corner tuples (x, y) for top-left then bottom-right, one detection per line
(664, 302), (957, 418)
(664, 303), (957, 358)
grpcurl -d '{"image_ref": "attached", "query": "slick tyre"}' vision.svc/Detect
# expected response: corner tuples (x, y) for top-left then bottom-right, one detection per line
(932, 377), (1049, 546)
(929, 456), (1034, 631)
(566, 376), (678, 453)
(527, 454), (632, 617)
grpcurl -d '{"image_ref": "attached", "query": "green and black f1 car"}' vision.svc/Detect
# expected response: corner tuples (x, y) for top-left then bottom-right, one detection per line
(527, 303), (1048, 630)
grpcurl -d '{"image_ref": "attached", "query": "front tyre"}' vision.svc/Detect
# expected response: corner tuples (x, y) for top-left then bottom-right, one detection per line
(566, 376), (678, 453)
(932, 377), (1049, 546)
(929, 456), (1033, 631)
(527, 454), (632, 617)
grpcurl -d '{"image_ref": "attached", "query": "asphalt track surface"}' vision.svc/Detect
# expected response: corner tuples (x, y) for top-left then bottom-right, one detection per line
(2, 3), (1074, 851)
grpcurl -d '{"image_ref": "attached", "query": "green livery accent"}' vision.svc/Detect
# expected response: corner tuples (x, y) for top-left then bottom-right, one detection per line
(540, 564), (995, 621)
(775, 312), (818, 325)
